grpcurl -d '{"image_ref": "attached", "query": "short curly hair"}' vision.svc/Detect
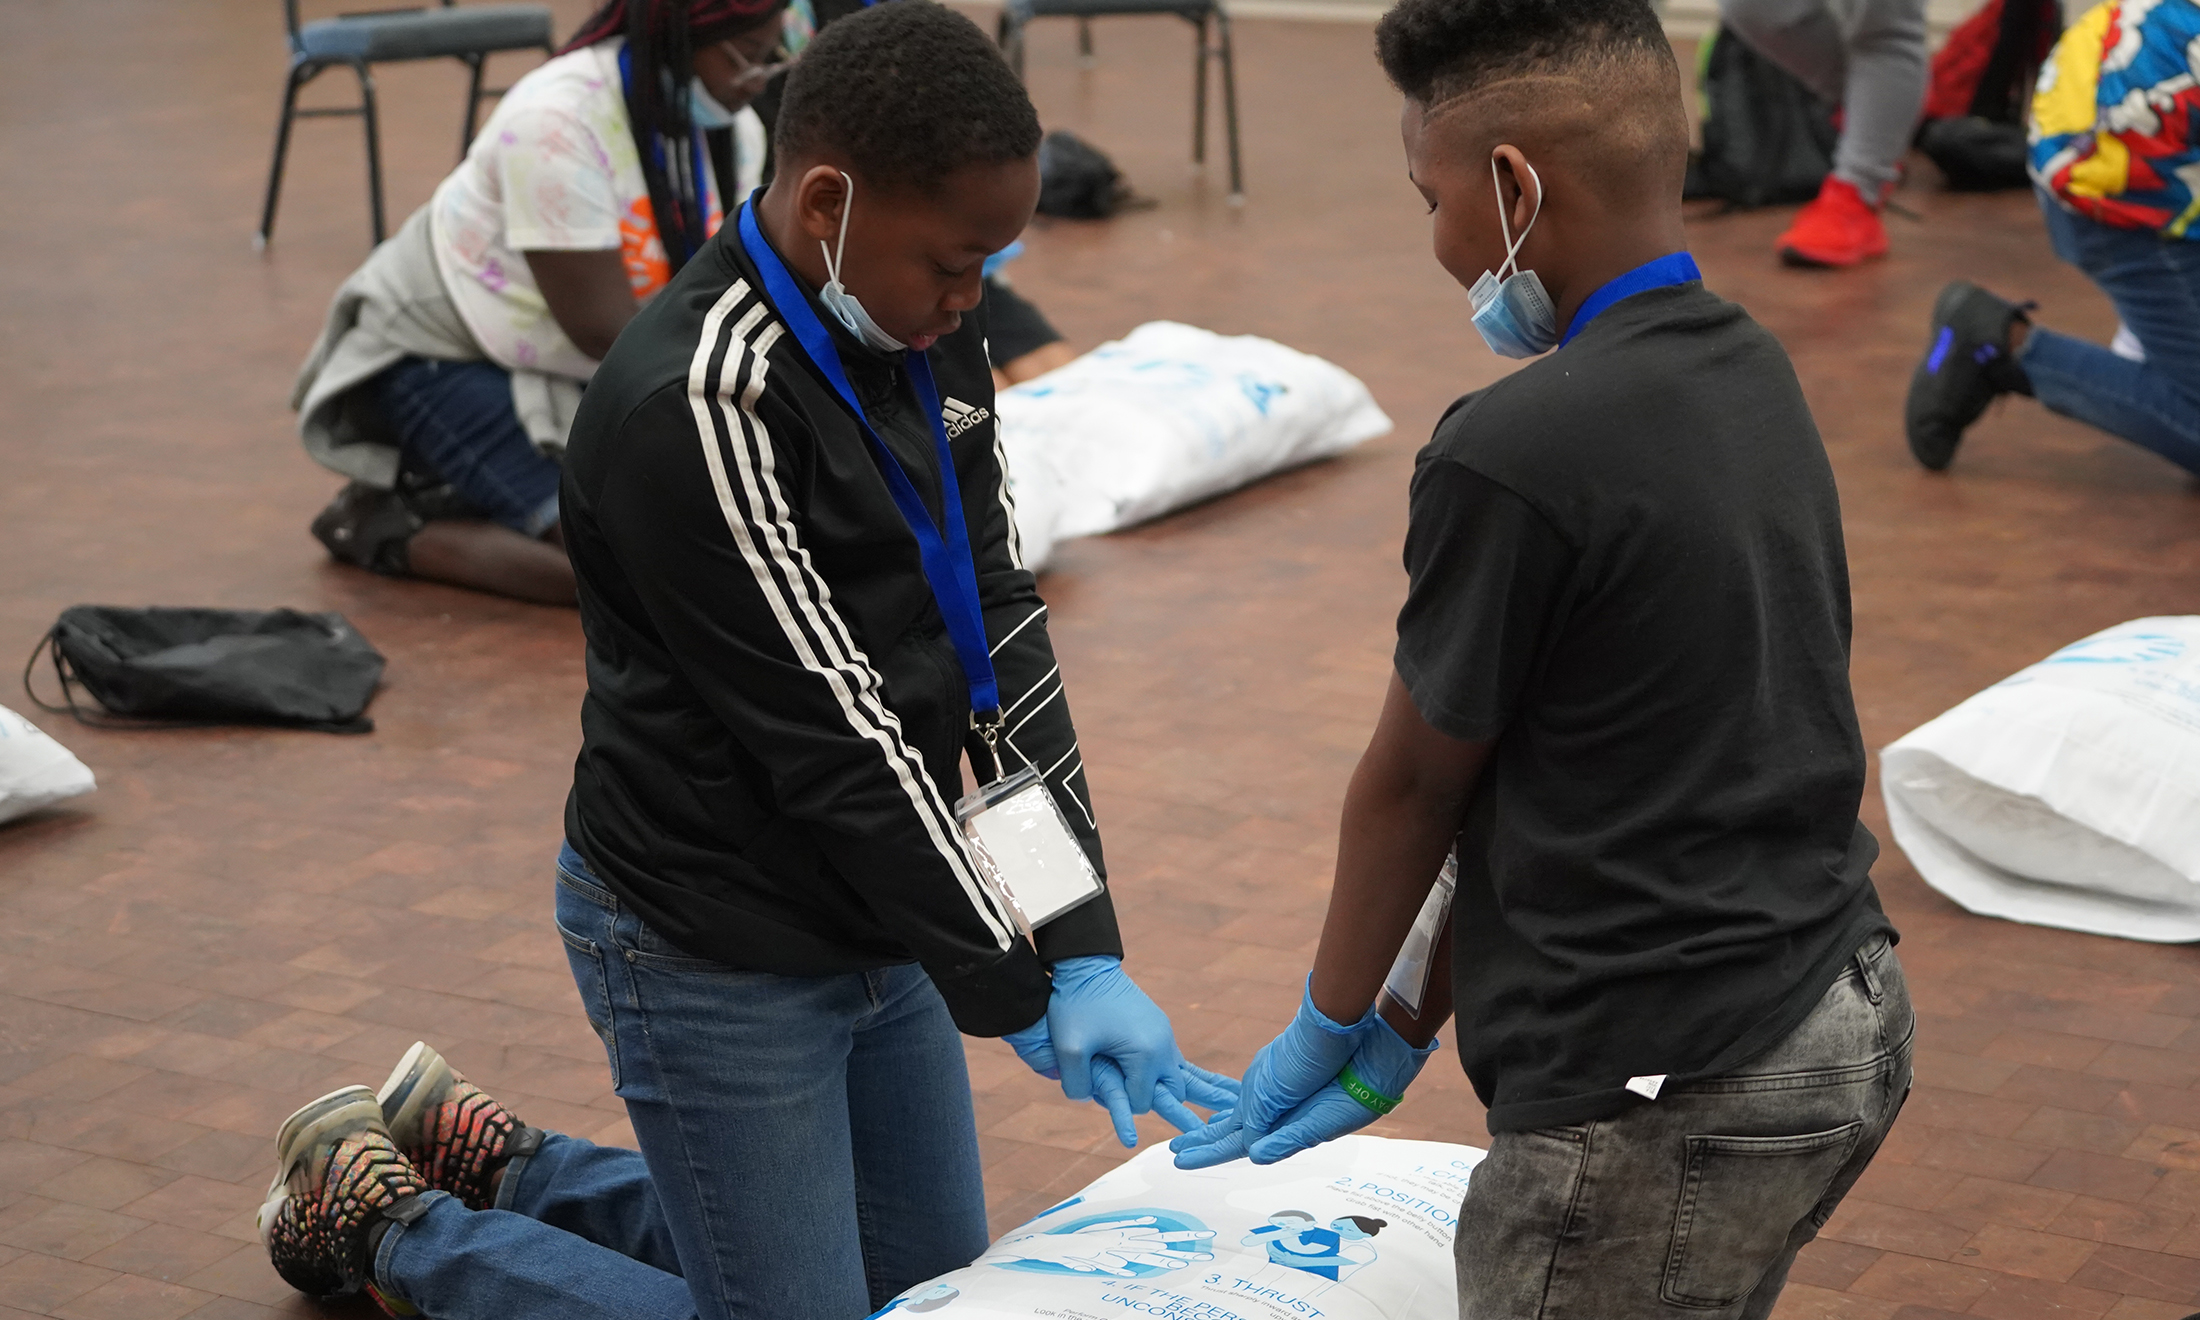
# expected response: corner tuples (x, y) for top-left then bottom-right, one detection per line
(1375, 0), (1670, 108)
(773, 0), (1041, 193)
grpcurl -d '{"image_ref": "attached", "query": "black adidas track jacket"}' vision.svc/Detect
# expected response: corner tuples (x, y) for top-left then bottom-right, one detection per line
(560, 221), (1120, 1037)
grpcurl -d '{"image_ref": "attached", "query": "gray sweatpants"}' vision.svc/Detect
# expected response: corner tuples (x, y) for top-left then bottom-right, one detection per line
(1718, 0), (1929, 197)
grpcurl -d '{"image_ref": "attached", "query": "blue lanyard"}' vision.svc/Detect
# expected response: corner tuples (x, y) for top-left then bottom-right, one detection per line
(616, 46), (711, 251)
(1559, 251), (1703, 348)
(736, 200), (1003, 723)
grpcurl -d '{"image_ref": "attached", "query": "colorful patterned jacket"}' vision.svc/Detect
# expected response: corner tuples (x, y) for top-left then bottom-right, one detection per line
(2029, 0), (2200, 238)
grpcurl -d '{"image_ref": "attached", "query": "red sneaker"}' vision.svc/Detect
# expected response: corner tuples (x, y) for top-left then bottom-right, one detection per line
(1777, 176), (1889, 268)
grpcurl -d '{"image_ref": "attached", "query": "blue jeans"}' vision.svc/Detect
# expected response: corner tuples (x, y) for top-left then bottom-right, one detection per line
(373, 844), (990, 1320)
(374, 357), (564, 536)
(2023, 195), (2200, 477)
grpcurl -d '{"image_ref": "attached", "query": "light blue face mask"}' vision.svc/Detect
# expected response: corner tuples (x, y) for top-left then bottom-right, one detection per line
(817, 171), (908, 353)
(689, 77), (739, 130)
(1467, 157), (1560, 359)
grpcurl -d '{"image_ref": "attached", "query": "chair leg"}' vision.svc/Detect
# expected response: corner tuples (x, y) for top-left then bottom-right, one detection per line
(351, 59), (387, 244)
(1191, 12), (1209, 169)
(256, 59), (314, 249)
(460, 53), (485, 161)
(1216, 8), (1244, 200)
(1077, 16), (1095, 67)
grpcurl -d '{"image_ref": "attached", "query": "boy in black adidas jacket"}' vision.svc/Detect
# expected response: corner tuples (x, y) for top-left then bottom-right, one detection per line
(549, 4), (1227, 1316)
(251, 9), (1229, 1320)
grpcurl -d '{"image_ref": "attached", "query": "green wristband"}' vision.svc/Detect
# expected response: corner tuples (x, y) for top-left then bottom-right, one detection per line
(1338, 1064), (1401, 1115)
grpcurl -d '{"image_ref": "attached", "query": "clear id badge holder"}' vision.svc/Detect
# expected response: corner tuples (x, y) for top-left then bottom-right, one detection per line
(955, 761), (1105, 941)
(1381, 849), (1458, 1018)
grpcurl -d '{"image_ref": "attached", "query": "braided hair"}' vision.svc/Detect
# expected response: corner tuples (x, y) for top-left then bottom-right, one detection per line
(560, 0), (786, 270)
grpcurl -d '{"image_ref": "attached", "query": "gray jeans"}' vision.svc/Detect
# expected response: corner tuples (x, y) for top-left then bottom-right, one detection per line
(1718, 0), (1929, 196)
(1456, 937), (1913, 1319)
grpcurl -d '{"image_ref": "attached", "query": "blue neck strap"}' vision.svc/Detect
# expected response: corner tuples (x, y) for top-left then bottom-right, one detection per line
(736, 200), (1002, 722)
(1559, 251), (1703, 348)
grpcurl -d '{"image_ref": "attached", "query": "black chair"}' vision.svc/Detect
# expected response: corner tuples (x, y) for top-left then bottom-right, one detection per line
(257, 0), (556, 247)
(998, 0), (1244, 202)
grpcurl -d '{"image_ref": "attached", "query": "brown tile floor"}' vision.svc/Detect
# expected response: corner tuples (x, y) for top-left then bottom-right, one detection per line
(5, 2), (2200, 1317)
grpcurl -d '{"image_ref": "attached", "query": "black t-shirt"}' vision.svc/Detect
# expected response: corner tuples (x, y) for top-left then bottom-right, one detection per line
(1396, 281), (1890, 1134)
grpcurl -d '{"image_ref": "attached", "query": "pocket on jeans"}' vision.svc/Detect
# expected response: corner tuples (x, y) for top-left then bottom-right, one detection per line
(558, 921), (621, 1089)
(624, 913), (735, 973)
(1661, 1121), (1865, 1309)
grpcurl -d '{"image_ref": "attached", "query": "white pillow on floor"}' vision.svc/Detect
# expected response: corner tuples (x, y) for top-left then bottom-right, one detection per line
(1881, 617), (2200, 941)
(998, 322), (1393, 570)
(0, 703), (96, 826)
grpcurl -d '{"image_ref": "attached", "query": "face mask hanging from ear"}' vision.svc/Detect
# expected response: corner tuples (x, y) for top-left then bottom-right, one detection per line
(1468, 157), (1561, 359)
(816, 172), (908, 353)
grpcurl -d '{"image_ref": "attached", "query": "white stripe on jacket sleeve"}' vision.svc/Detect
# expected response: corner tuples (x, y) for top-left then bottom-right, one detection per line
(989, 417), (1026, 572)
(683, 281), (1018, 951)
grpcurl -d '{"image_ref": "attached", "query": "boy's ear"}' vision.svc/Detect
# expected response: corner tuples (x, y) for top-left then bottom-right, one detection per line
(1492, 144), (1541, 236)
(791, 165), (851, 245)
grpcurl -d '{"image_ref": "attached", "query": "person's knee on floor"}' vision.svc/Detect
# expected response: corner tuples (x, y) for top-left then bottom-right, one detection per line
(297, 0), (791, 607)
(1904, 0), (2200, 475)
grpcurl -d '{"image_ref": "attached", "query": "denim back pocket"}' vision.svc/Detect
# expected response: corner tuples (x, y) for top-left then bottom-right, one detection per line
(1661, 1121), (1865, 1309)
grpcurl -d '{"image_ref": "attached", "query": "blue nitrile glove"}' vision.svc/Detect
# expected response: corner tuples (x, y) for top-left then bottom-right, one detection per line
(1170, 1017), (1438, 1169)
(1045, 956), (1180, 1109)
(1002, 958), (1240, 1147)
(1002, 1015), (1061, 1079)
(1248, 1017), (1439, 1164)
(1229, 977), (1377, 1140)
(1170, 1063), (1243, 1117)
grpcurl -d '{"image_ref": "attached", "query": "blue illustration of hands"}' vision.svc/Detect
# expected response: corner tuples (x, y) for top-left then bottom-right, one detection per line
(977, 1216), (1217, 1278)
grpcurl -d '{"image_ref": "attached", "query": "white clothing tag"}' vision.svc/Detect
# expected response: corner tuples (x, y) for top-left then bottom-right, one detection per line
(954, 765), (1104, 939)
(1625, 1074), (1667, 1100)
(1381, 850), (1459, 1018)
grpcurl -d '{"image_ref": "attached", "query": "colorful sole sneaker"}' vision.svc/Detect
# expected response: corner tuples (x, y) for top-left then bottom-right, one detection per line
(258, 1085), (428, 1317)
(378, 1041), (537, 1212)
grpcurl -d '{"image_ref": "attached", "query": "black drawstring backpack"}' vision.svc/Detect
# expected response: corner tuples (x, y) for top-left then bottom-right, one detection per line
(1915, 0), (2061, 191)
(23, 606), (385, 734)
(1684, 25), (1841, 209)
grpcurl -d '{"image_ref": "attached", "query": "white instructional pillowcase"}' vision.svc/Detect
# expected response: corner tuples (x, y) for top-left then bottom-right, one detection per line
(1880, 616), (2200, 941)
(875, 1135), (1481, 1319)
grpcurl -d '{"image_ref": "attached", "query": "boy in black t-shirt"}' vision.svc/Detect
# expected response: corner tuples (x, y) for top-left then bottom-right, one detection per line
(1173, 1), (1912, 1315)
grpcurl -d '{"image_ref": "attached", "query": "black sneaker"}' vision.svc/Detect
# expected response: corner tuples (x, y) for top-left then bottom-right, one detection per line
(311, 482), (422, 576)
(1905, 281), (2033, 471)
